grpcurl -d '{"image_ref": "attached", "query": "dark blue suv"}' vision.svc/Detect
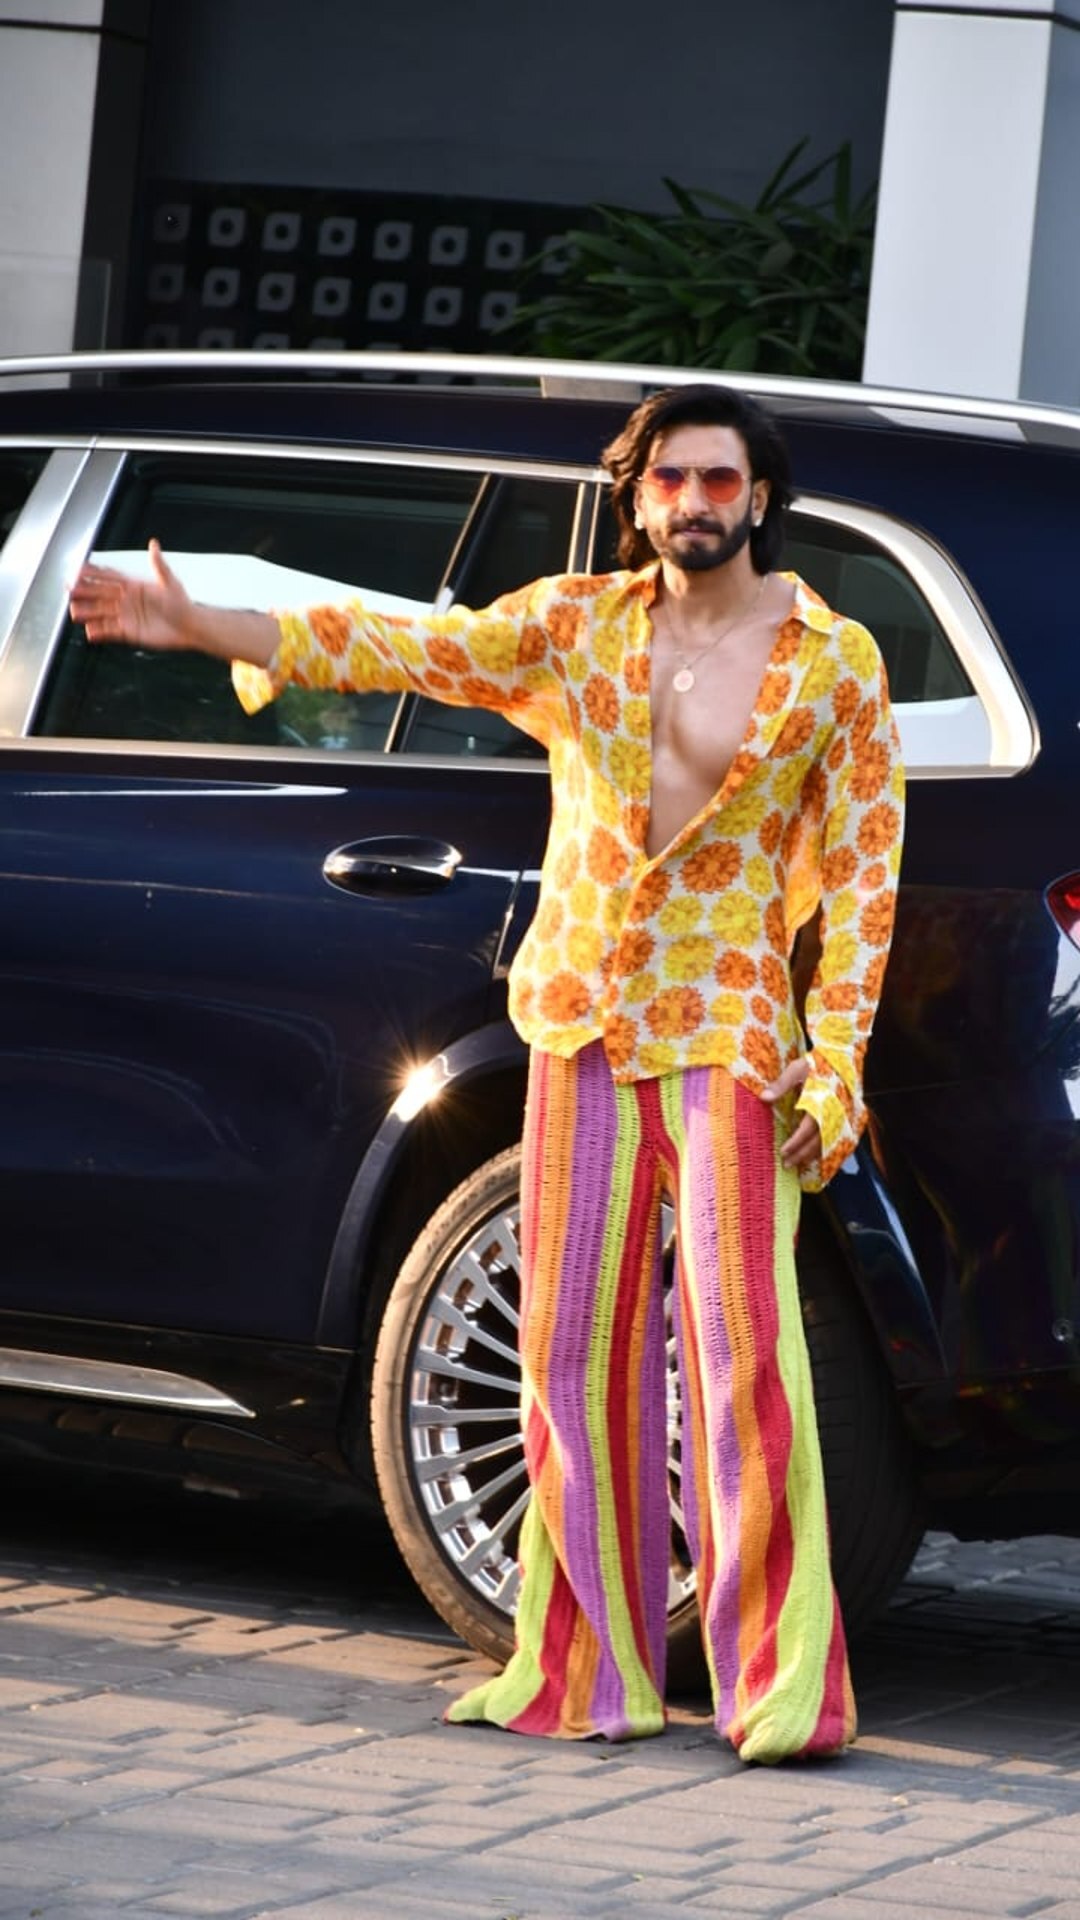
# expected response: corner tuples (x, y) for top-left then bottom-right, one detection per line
(1, 349), (1077, 1673)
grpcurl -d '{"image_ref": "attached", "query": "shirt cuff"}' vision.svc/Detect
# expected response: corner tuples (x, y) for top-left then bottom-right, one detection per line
(794, 1049), (861, 1191)
(231, 617), (293, 713)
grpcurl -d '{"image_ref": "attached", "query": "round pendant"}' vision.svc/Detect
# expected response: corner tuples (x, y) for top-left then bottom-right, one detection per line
(672, 667), (695, 693)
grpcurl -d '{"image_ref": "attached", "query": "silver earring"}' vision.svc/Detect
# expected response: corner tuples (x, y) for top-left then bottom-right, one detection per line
(634, 511), (645, 530)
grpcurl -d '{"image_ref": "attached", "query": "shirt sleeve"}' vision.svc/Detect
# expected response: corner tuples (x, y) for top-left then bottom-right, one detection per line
(795, 633), (905, 1191)
(230, 575), (563, 747)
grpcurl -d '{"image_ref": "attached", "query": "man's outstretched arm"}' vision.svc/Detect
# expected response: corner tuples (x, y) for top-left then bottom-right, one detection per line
(69, 539), (279, 666)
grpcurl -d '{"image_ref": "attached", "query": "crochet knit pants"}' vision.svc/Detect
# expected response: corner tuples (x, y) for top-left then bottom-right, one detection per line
(445, 1041), (855, 1763)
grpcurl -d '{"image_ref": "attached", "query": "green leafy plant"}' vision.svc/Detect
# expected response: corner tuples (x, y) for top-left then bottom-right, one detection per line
(511, 141), (875, 378)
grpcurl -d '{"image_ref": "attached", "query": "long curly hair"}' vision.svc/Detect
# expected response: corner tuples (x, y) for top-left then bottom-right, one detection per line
(601, 383), (794, 573)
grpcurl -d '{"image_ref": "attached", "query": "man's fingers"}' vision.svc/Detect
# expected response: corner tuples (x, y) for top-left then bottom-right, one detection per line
(148, 537), (175, 588)
(762, 1055), (812, 1102)
(779, 1114), (821, 1170)
(69, 573), (134, 642)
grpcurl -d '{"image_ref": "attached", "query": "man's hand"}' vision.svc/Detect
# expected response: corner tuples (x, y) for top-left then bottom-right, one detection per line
(69, 541), (280, 666)
(762, 1056), (822, 1172)
(69, 539), (195, 651)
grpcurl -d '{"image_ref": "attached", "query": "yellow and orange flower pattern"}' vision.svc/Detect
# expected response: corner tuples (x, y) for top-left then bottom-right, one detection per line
(233, 566), (904, 1190)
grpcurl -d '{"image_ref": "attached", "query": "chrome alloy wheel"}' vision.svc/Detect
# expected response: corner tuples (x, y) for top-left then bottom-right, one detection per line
(404, 1192), (695, 1626)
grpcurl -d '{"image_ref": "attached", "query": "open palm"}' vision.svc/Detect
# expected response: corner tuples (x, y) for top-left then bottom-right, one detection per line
(70, 539), (193, 650)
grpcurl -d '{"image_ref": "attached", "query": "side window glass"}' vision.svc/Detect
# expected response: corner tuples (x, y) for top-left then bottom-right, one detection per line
(782, 514), (972, 703)
(37, 454), (480, 749)
(403, 475), (579, 759)
(0, 449), (50, 558)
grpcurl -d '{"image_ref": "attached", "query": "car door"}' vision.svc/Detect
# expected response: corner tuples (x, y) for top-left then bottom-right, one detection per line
(0, 442), (578, 1348)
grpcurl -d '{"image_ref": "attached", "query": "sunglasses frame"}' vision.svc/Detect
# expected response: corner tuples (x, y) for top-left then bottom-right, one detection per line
(639, 462), (748, 506)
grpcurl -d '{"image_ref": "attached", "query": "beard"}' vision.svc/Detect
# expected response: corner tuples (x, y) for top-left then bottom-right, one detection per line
(653, 500), (755, 573)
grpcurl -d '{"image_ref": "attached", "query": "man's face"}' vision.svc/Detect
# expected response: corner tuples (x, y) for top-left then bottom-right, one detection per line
(633, 423), (769, 574)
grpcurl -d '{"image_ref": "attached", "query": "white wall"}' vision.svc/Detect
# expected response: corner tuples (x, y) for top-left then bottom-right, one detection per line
(863, 0), (1080, 403)
(1021, 20), (1080, 403)
(0, 5), (103, 353)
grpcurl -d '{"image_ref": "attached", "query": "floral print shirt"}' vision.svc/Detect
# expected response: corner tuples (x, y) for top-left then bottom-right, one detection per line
(233, 564), (904, 1190)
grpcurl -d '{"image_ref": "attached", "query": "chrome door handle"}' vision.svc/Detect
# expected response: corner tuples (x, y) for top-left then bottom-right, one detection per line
(322, 836), (463, 892)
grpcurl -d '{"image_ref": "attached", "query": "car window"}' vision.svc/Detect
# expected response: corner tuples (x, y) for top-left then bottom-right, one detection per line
(36, 454), (481, 749)
(0, 450), (50, 557)
(402, 475), (578, 760)
(782, 515), (971, 703)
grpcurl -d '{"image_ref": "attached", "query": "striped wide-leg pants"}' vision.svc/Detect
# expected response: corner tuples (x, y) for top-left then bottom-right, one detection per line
(445, 1041), (855, 1763)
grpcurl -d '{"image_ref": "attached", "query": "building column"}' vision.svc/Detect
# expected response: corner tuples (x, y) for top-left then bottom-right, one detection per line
(0, 1), (150, 358)
(863, 0), (1080, 404)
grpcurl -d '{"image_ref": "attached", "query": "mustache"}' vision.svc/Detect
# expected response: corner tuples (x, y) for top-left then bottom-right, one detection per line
(670, 518), (726, 534)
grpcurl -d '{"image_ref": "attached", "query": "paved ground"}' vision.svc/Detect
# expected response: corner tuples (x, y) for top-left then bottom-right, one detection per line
(1, 1467), (1079, 1919)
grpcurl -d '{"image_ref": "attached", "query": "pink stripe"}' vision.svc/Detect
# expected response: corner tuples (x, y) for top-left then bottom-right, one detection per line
(675, 1068), (745, 1725)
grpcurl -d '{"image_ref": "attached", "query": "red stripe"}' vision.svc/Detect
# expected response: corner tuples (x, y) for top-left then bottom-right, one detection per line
(510, 1567), (578, 1734)
(799, 1592), (850, 1755)
(734, 1084), (794, 1707)
(658, 1080), (716, 1669)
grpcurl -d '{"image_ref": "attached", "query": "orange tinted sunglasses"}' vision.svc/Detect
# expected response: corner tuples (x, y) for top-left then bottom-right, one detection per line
(640, 463), (747, 505)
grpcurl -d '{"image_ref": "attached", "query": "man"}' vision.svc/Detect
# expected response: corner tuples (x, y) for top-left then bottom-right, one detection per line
(70, 383), (904, 1764)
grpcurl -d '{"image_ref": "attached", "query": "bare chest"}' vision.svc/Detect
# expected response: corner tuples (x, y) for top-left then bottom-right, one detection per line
(646, 607), (784, 858)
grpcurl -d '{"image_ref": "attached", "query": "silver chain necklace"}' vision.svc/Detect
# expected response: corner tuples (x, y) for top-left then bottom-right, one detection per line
(661, 574), (769, 693)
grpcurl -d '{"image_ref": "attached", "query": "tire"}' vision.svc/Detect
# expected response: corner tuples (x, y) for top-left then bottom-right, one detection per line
(371, 1145), (922, 1673)
(797, 1208), (926, 1632)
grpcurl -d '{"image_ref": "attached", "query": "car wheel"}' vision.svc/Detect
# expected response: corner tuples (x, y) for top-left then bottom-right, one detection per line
(371, 1144), (922, 1673)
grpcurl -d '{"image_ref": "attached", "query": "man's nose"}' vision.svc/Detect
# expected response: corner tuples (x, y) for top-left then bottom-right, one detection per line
(679, 471), (713, 510)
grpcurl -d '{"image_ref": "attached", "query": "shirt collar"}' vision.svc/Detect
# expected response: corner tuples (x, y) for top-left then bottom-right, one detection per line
(631, 562), (836, 635)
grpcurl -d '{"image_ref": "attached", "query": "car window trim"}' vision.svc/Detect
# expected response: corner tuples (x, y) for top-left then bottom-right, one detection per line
(0, 435), (96, 453)
(0, 732), (551, 776)
(793, 493), (1037, 778)
(0, 447), (92, 661)
(90, 435), (605, 486)
(0, 446), (126, 738)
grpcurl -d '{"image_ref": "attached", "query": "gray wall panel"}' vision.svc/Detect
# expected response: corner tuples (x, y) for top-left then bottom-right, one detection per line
(141, 0), (893, 209)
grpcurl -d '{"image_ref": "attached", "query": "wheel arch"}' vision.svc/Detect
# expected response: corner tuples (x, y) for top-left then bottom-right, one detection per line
(315, 1020), (529, 1357)
(807, 1139), (949, 1394)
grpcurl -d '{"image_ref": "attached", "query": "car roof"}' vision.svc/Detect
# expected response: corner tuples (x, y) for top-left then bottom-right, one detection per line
(1, 349), (1079, 460)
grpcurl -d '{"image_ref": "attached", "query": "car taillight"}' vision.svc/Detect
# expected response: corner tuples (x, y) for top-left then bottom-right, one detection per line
(1047, 874), (1080, 949)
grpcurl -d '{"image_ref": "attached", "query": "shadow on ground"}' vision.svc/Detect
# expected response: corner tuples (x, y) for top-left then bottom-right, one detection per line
(4, 1461), (1080, 1768)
